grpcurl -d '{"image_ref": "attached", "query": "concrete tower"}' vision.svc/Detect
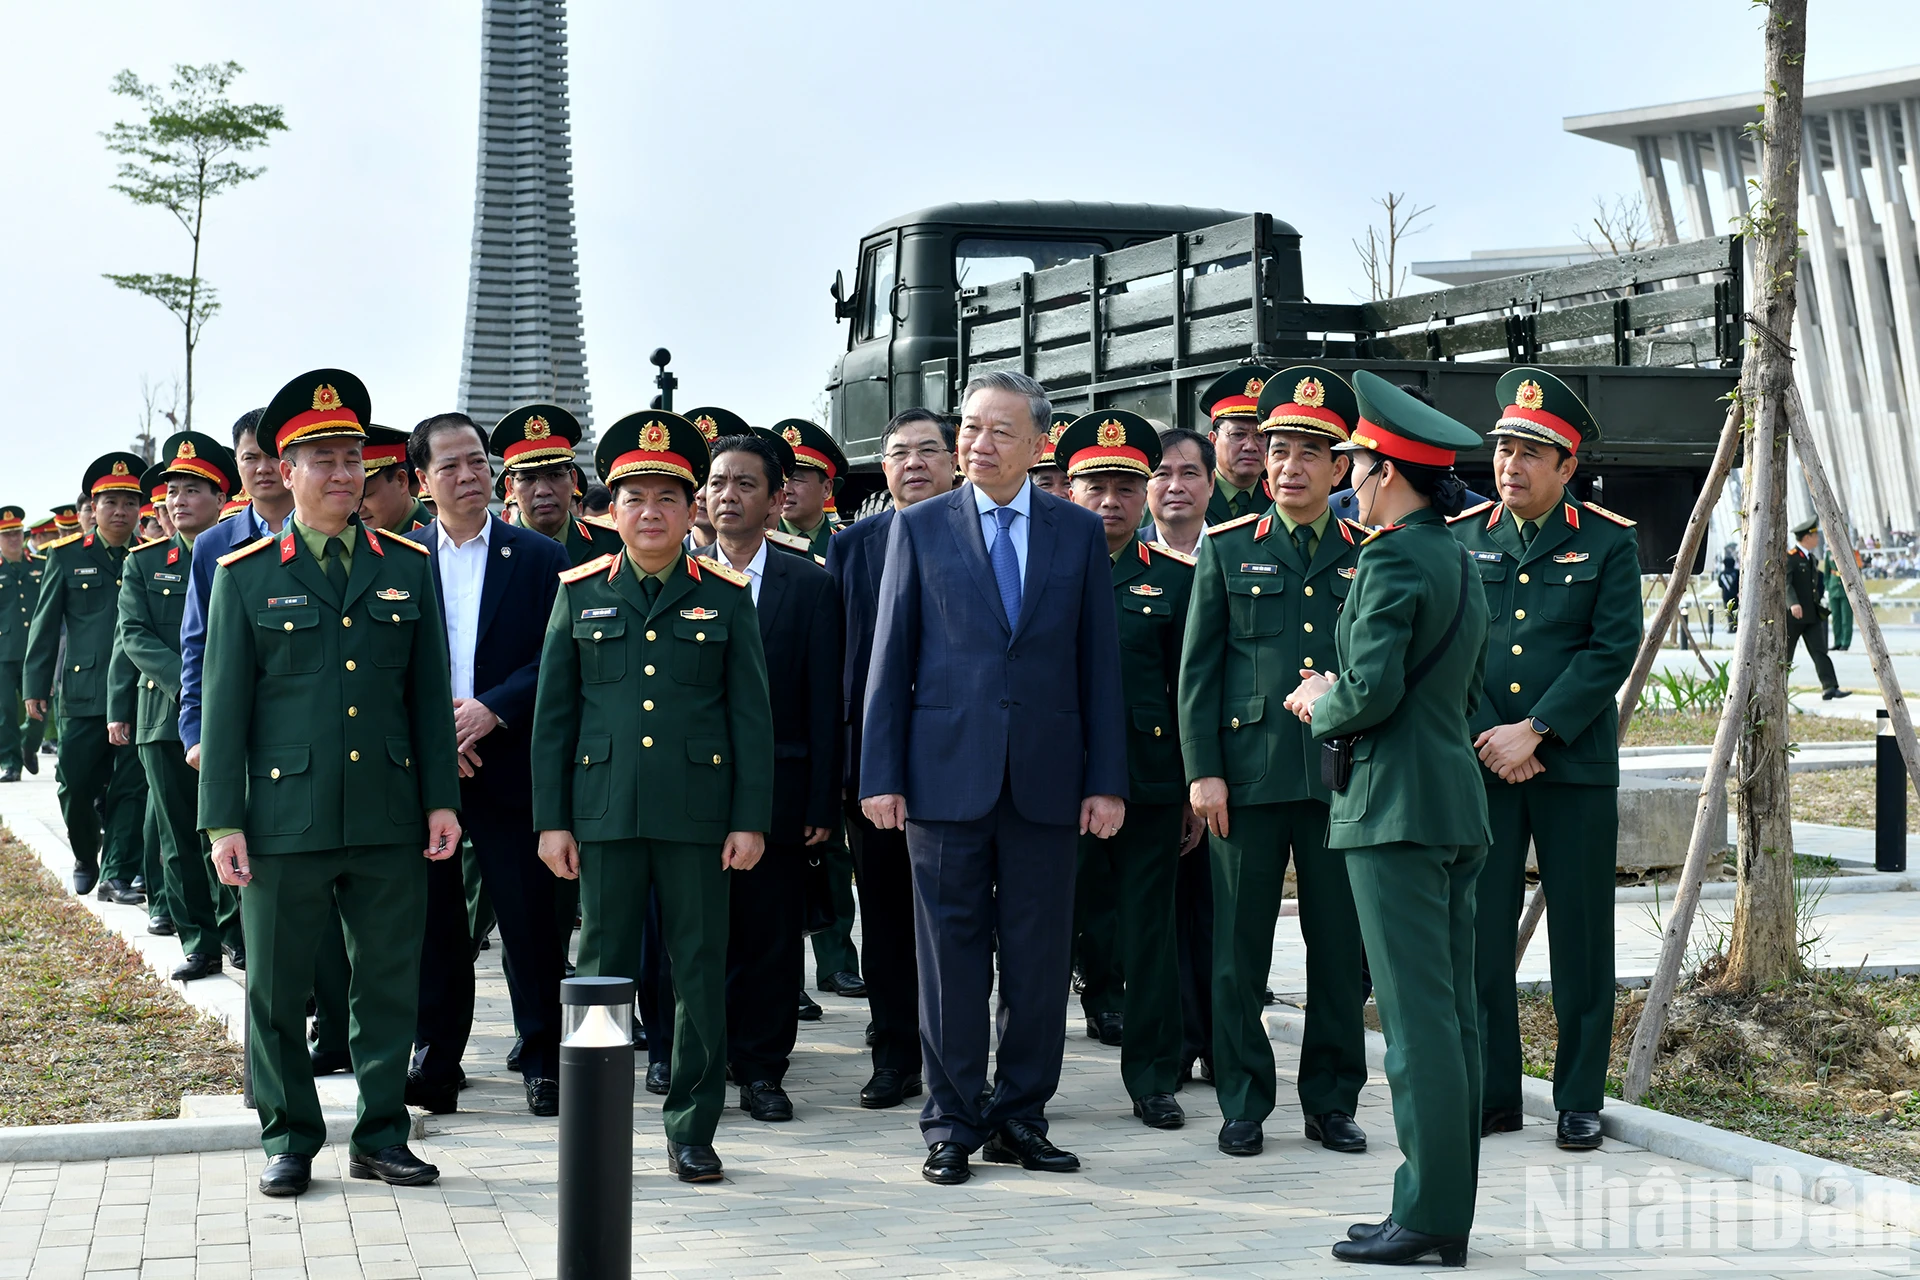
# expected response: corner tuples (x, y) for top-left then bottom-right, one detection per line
(457, 0), (592, 435)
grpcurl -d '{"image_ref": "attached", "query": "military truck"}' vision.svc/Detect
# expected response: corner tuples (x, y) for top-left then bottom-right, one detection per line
(824, 201), (1743, 568)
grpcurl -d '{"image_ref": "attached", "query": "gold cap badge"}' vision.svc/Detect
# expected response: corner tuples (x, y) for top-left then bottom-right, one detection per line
(693, 414), (718, 441)
(312, 384), (341, 412)
(782, 425), (801, 446)
(1097, 418), (1126, 447)
(1245, 376), (1265, 398)
(525, 415), (551, 440)
(1515, 379), (1545, 411)
(638, 421), (670, 452)
(176, 441), (197, 459)
(112, 460), (130, 476)
(1294, 376), (1325, 409)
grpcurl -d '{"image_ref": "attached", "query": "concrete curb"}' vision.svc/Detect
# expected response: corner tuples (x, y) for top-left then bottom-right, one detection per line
(1264, 1008), (1920, 1234)
(0, 1110), (412, 1163)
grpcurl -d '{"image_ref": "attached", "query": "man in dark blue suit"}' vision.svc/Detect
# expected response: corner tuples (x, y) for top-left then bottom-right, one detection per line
(825, 408), (956, 1111)
(862, 371), (1128, 1186)
(404, 411), (571, 1116)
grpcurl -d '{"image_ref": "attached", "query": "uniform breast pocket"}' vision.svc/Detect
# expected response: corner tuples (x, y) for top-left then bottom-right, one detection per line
(572, 618), (626, 682)
(63, 651), (101, 699)
(1541, 563), (1599, 623)
(1474, 559), (1509, 616)
(686, 738), (732, 823)
(573, 733), (611, 820)
(368, 599), (420, 667)
(255, 608), (322, 675)
(1226, 576), (1284, 637)
(248, 745), (312, 835)
(671, 620), (726, 685)
(1119, 599), (1173, 653)
(149, 583), (186, 630)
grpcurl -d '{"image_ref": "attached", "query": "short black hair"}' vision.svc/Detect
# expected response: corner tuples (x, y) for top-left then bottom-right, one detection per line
(1157, 427), (1215, 475)
(408, 412), (487, 475)
(584, 484), (611, 514)
(1397, 383), (1435, 407)
(710, 434), (786, 490)
(232, 407), (266, 448)
(881, 408), (955, 454)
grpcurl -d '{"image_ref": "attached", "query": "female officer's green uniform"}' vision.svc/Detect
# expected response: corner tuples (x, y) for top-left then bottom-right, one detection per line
(529, 411), (774, 1180)
(1312, 372), (1489, 1267)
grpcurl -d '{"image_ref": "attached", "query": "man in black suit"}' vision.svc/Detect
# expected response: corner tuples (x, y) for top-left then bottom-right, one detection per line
(405, 410), (571, 1116)
(825, 409), (956, 1110)
(694, 432), (842, 1121)
(862, 371), (1128, 1186)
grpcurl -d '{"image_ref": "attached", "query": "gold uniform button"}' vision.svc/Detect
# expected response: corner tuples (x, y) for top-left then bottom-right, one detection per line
(350, 750), (361, 762)
(642, 736), (654, 748)
(646, 629), (656, 641)
(1511, 645), (1523, 656)
(592, 630), (603, 640)
(712, 754), (722, 765)
(644, 664), (655, 676)
(1250, 586), (1261, 596)
(284, 621), (294, 631)
(80, 583), (87, 590)
(643, 699), (654, 711)
(1304, 585), (1314, 596)
(1141, 605), (1152, 614)
(581, 755), (591, 765)
(1231, 717), (1241, 730)
(392, 613), (401, 622)
(1514, 609), (1526, 620)
(348, 706), (358, 717)
(270, 768), (281, 780)
(72, 664), (80, 672)
(1518, 573), (1530, 584)
(346, 660), (356, 671)
(146, 679), (155, 689)
(1303, 622), (1314, 633)
(696, 631), (706, 642)
(162, 588), (170, 596)
(1564, 574), (1574, 584)
(1509, 682), (1522, 694)
(1303, 656), (1315, 668)
(342, 617), (353, 627)
(1152, 726), (1162, 738)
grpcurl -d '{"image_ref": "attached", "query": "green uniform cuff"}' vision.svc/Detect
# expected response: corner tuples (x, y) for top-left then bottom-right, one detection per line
(206, 827), (241, 844)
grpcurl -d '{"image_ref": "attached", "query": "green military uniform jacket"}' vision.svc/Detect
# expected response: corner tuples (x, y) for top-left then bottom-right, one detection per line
(1180, 508), (1359, 805)
(562, 516), (613, 568)
(197, 520), (462, 854)
(23, 532), (132, 717)
(0, 552), (45, 663)
(780, 515), (838, 561)
(1311, 508), (1490, 849)
(1449, 499), (1642, 786)
(108, 534), (194, 744)
(1110, 535), (1195, 805)
(1204, 474), (1262, 527)
(403, 499), (434, 533)
(530, 550), (774, 843)
(1787, 545), (1825, 616)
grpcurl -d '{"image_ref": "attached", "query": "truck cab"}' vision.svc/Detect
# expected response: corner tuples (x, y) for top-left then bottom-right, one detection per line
(827, 201), (1245, 465)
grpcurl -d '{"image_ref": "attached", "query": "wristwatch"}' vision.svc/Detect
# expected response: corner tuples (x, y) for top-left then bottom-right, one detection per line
(1528, 716), (1553, 739)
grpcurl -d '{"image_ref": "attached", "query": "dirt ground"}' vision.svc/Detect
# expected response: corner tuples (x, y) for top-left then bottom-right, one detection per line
(0, 829), (241, 1125)
(1622, 710), (1874, 748)
(1519, 972), (1920, 1183)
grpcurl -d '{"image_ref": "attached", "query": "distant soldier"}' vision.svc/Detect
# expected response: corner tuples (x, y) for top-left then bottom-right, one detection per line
(530, 410), (774, 1183)
(1031, 412), (1072, 498)
(491, 403), (610, 567)
(0, 506), (43, 783)
(1825, 541), (1858, 650)
(357, 424), (430, 534)
(108, 433), (243, 981)
(1198, 366), (1277, 523)
(24, 453), (150, 898)
(1059, 410), (1196, 1130)
(1789, 517), (1849, 698)
(201, 369), (461, 1197)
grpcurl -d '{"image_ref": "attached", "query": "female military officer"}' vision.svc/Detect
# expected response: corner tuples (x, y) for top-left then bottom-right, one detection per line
(1282, 371), (1489, 1268)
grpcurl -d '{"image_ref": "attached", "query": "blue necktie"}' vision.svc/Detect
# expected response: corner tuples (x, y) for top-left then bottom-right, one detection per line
(991, 505), (1022, 630)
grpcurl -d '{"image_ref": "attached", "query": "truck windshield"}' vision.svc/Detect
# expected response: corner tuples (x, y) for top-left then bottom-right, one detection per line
(955, 236), (1106, 289)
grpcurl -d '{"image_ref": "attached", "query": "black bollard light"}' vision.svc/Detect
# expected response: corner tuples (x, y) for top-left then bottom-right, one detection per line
(1878, 709), (1908, 872)
(559, 976), (635, 1280)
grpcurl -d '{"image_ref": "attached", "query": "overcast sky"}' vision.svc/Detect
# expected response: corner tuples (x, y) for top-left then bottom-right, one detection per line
(5, 0), (1915, 517)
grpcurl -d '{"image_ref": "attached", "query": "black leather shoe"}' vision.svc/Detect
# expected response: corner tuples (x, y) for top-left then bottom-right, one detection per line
(666, 1140), (724, 1182)
(72, 866), (97, 896)
(864, 1020), (878, 1048)
(1133, 1093), (1184, 1129)
(740, 1080), (793, 1121)
(170, 952), (222, 982)
(797, 990), (823, 1021)
(645, 1062), (671, 1095)
(1331, 1220), (1467, 1267)
(922, 1141), (970, 1185)
(97, 878), (144, 905)
(1482, 1107), (1525, 1137)
(1557, 1109), (1603, 1150)
(1218, 1119), (1263, 1156)
(819, 970), (867, 997)
(1, 766), (19, 783)
(525, 1077), (558, 1117)
(348, 1144), (440, 1187)
(404, 1072), (459, 1115)
(982, 1120), (1079, 1172)
(258, 1153), (311, 1197)
(632, 1019), (647, 1052)
(1347, 1218), (1388, 1241)
(223, 942), (246, 972)
(131, 874), (147, 893)
(22, 750), (38, 775)
(507, 1036), (524, 1071)
(148, 914), (175, 936)
(310, 1048), (353, 1077)
(860, 1068), (923, 1109)
(1305, 1111), (1367, 1153)
(1086, 1012), (1124, 1046)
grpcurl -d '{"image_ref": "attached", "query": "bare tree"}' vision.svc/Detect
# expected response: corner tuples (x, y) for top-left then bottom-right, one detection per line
(1578, 194), (1654, 257)
(133, 375), (183, 463)
(1352, 192), (1435, 301)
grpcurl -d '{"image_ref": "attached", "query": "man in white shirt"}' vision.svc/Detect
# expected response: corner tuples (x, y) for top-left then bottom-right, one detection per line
(405, 412), (573, 1117)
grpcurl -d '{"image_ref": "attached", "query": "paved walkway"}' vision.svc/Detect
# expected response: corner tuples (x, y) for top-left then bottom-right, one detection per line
(4, 773), (1919, 1277)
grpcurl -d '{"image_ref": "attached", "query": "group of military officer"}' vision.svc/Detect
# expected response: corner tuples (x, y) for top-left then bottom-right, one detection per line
(4, 354), (1641, 1264)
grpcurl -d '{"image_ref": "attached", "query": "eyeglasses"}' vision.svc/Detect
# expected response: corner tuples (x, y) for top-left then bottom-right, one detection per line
(883, 445), (951, 463)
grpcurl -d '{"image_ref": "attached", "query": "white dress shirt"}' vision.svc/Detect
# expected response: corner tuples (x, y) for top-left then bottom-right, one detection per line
(973, 478), (1033, 584)
(436, 519), (492, 701)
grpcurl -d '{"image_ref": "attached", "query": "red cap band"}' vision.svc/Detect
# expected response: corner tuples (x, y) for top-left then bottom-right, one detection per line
(1348, 419), (1457, 467)
(1495, 405), (1582, 453)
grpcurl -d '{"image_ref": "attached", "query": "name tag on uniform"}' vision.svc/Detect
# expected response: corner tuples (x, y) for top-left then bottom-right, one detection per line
(152, 572), (182, 583)
(1472, 551), (1503, 562)
(1238, 562), (1279, 575)
(267, 595), (307, 608)
(680, 607), (719, 620)
(375, 587), (411, 601)
(1128, 584), (1164, 597)
(580, 607), (617, 619)
(72, 566), (97, 576)
(1552, 551), (1590, 564)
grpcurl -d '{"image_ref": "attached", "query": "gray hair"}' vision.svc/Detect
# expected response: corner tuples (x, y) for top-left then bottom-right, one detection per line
(960, 370), (1051, 437)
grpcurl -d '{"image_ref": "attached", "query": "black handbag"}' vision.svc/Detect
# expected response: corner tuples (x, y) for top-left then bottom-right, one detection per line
(1320, 549), (1472, 792)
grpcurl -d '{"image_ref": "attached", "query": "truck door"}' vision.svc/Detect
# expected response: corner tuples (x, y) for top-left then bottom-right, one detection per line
(836, 231), (901, 461)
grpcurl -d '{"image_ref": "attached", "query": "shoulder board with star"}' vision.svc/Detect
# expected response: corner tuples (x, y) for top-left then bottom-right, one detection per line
(1146, 540), (1196, 567)
(1359, 523), (1404, 546)
(1446, 500), (1495, 526)
(559, 552), (617, 584)
(1204, 512), (1262, 537)
(1337, 518), (1367, 544)
(1582, 501), (1636, 528)
(379, 529), (431, 554)
(583, 514), (618, 531)
(696, 556), (751, 588)
(42, 531), (83, 552)
(217, 535), (276, 568)
(766, 528), (812, 555)
(131, 536), (170, 555)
